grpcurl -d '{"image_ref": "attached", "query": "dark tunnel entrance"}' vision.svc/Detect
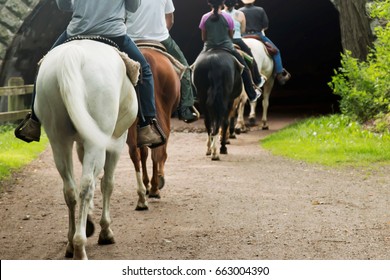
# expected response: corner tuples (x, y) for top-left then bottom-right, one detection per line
(0, 0), (342, 115)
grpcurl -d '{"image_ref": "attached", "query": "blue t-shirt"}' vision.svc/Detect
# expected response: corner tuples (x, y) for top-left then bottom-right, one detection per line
(56, 0), (136, 37)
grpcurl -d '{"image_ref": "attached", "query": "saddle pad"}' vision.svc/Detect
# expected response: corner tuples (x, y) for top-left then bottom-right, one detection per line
(138, 45), (187, 80)
(114, 50), (141, 86)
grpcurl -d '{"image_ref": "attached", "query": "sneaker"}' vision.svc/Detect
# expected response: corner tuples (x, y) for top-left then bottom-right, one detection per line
(137, 119), (166, 148)
(250, 87), (262, 103)
(14, 113), (41, 143)
(258, 75), (267, 88)
(179, 106), (199, 123)
(276, 69), (291, 85)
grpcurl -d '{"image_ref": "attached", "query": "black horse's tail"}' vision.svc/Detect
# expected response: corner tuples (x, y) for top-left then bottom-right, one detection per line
(206, 60), (225, 136)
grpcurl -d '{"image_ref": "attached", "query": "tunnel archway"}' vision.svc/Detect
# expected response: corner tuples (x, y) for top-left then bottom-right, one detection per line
(0, 0), (342, 114)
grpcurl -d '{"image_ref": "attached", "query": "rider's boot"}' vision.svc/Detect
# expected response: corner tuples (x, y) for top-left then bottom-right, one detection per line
(14, 113), (41, 143)
(178, 105), (199, 123)
(137, 118), (166, 148)
(276, 69), (291, 85)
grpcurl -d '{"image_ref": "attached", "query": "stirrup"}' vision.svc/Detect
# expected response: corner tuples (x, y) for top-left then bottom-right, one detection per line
(149, 118), (166, 148)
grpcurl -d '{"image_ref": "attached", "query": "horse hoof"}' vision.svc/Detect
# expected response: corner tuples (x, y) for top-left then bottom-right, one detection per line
(135, 204), (149, 211)
(225, 139), (231, 145)
(249, 118), (256, 127)
(262, 126), (269, 130)
(98, 232), (115, 245)
(86, 215), (95, 238)
(158, 175), (165, 190)
(149, 193), (161, 199)
(98, 237), (115, 245)
(65, 251), (73, 258)
(211, 156), (220, 161)
(65, 243), (73, 258)
(234, 128), (241, 135)
(229, 134), (236, 139)
(220, 148), (227, 154)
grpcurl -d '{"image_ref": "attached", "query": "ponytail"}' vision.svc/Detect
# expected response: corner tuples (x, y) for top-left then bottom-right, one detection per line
(208, 0), (225, 21)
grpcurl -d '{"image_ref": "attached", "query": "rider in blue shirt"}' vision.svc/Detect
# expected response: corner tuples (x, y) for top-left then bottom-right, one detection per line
(15, 0), (165, 148)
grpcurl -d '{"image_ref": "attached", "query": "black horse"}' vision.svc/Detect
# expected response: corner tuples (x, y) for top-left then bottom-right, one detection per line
(192, 49), (243, 160)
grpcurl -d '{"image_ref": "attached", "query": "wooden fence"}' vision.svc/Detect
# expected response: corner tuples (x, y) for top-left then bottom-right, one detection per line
(0, 79), (33, 123)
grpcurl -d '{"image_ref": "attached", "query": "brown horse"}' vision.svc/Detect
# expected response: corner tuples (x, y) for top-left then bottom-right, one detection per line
(126, 46), (180, 210)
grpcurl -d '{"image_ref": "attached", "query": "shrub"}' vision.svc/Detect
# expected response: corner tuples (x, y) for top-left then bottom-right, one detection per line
(329, 0), (390, 125)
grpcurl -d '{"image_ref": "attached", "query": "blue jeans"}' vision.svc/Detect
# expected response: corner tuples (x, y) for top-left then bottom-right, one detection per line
(251, 33), (284, 74)
(32, 32), (156, 127)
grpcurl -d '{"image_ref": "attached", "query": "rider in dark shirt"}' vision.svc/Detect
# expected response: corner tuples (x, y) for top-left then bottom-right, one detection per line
(240, 0), (291, 85)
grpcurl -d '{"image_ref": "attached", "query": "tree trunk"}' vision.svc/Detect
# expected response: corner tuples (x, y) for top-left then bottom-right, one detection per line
(330, 0), (375, 60)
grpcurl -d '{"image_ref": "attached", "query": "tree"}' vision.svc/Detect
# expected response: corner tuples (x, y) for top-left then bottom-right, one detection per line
(330, 0), (375, 60)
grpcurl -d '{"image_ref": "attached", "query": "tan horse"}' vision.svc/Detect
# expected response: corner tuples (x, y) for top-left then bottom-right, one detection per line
(127, 47), (180, 210)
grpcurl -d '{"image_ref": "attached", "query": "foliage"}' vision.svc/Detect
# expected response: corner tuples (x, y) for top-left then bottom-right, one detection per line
(0, 125), (48, 183)
(329, 0), (390, 126)
(261, 114), (390, 167)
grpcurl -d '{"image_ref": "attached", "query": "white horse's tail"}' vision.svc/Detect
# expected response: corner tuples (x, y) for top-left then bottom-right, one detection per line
(56, 45), (116, 149)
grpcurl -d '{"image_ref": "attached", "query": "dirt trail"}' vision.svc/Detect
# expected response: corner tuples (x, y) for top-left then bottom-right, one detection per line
(1, 115), (390, 260)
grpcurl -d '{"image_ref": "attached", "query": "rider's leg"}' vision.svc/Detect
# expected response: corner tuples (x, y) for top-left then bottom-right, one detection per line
(111, 35), (165, 148)
(234, 38), (263, 87)
(161, 36), (199, 123)
(231, 49), (262, 103)
(259, 35), (290, 85)
(15, 31), (69, 143)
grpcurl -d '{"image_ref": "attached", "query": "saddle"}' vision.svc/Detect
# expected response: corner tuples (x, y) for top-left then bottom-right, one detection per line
(63, 35), (140, 86)
(191, 47), (244, 75)
(135, 40), (186, 79)
(242, 34), (278, 56)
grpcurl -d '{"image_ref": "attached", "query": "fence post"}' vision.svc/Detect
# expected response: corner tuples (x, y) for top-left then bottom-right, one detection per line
(7, 77), (31, 116)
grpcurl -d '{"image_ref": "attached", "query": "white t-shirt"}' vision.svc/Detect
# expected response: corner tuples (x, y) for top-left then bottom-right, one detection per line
(126, 0), (175, 41)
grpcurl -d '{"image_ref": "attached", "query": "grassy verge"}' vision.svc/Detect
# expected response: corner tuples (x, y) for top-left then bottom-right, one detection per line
(261, 114), (390, 167)
(0, 125), (48, 182)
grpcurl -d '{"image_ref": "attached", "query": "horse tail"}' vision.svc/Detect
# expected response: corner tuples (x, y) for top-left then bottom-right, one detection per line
(56, 45), (115, 149)
(206, 61), (224, 135)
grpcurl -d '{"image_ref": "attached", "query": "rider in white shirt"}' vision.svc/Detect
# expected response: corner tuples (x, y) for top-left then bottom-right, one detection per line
(126, 0), (199, 123)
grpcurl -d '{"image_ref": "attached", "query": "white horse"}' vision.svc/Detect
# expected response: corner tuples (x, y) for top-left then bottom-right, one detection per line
(235, 37), (275, 131)
(35, 40), (139, 260)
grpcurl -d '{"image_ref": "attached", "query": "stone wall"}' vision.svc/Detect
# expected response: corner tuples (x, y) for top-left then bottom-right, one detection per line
(0, 0), (40, 66)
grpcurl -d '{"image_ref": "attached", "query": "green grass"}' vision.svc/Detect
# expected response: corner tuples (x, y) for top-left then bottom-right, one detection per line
(261, 114), (390, 167)
(0, 125), (48, 182)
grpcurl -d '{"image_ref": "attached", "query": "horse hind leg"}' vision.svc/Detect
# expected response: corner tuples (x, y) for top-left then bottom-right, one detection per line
(149, 159), (161, 199)
(51, 141), (78, 259)
(235, 90), (249, 134)
(210, 134), (220, 161)
(76, 143), (95, 238)
(73, 148), (105, 260)
(127, 132), (148, 211)
(149, 147), (166, 199)
(248, 100), (258, 127)
(261, 85), (271, 130)
(98, 136), (127, 244)
(220, 120), (229, 155)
